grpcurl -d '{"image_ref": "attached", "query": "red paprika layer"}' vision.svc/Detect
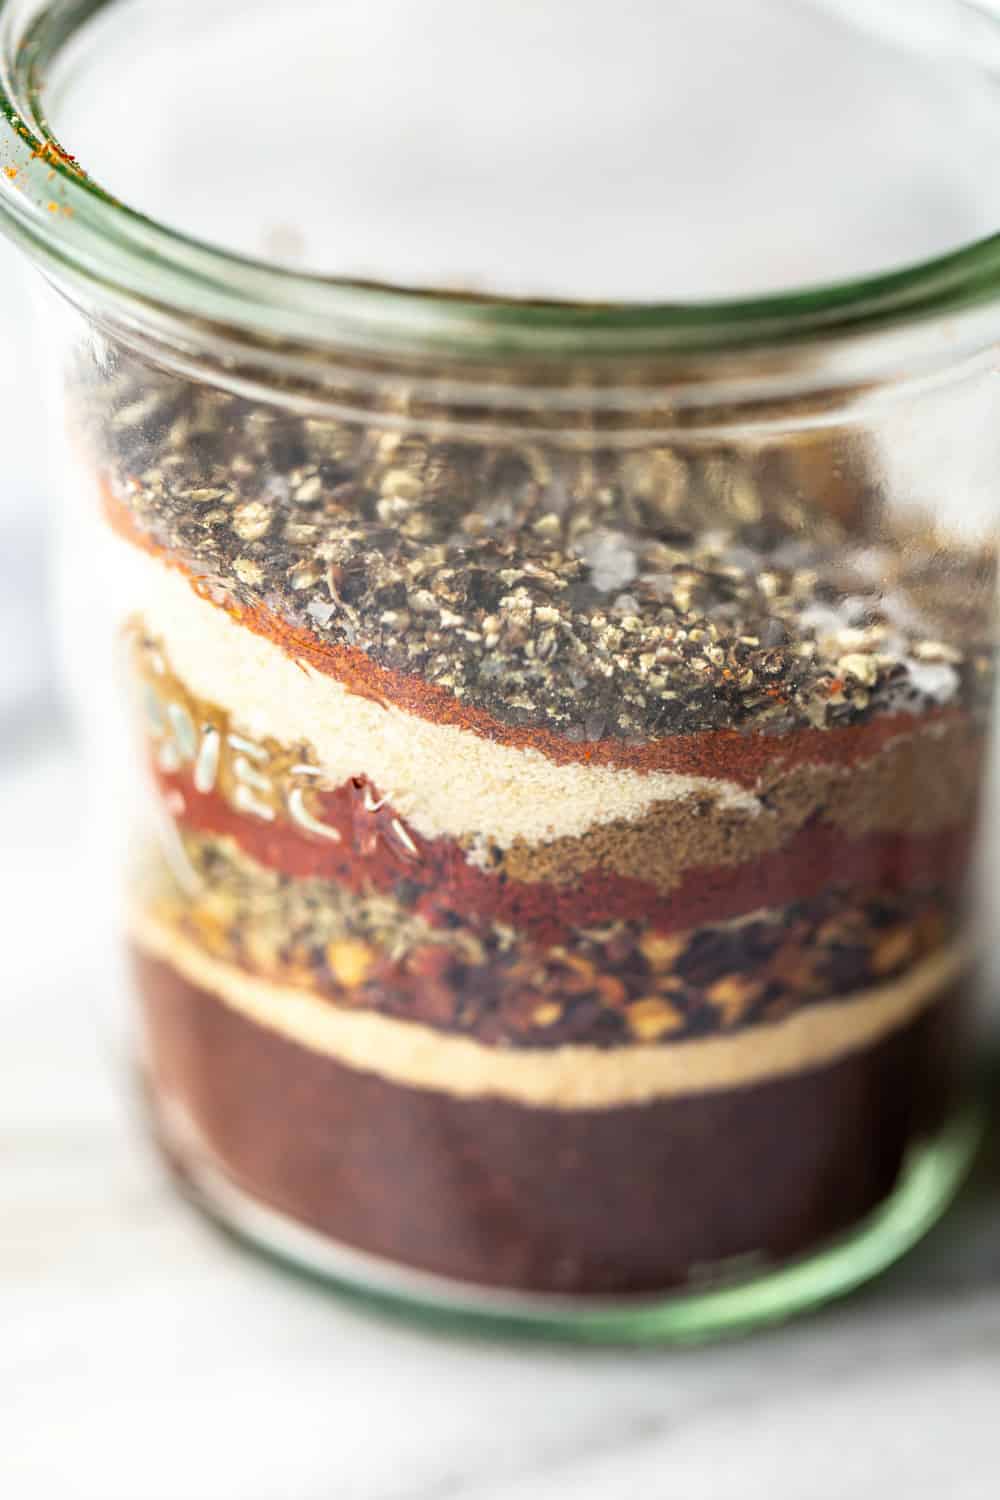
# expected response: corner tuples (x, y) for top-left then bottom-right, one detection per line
(106, 488), (964, 787)
(139, 950), (967, 1294)
(156, 762), (977, 948)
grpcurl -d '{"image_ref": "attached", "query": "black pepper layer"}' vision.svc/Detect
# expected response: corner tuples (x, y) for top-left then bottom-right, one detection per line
(81, 351), (996, 746)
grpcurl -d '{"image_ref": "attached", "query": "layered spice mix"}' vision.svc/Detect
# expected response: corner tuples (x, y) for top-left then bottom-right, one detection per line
(75, 344), (996, 1297)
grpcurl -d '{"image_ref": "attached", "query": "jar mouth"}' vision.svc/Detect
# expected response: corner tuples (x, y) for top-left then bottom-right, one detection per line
(5, 0), (1000, 359)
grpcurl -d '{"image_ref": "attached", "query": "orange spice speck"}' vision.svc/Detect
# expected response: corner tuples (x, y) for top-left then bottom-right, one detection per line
(3, 166), (17, 180)
(32, 139), (82, 171)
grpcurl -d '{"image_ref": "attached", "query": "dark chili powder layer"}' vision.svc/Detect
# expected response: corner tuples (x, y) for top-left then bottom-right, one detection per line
(138, 950), (967, 1296)
(159, 763), (977, 948)
(106, 490), (962, 787)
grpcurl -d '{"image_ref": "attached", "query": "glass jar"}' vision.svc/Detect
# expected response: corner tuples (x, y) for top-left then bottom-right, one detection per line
(3, 0), (999, 1341)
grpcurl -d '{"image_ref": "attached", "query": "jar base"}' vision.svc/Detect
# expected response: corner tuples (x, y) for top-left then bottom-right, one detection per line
(152, 1099), (983, 1345)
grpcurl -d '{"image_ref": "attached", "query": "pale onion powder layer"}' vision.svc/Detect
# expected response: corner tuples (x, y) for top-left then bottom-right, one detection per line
(131, 911), (967, 1108)
(110, 538), (761, 846)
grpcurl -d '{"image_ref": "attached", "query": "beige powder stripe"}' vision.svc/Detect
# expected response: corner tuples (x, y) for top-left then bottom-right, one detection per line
(107, 536), (764, 847)
(131, 913), (968, 1110)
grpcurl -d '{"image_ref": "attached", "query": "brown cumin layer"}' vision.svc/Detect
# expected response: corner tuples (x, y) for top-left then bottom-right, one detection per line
(105, 489), (962, 786)
(138, 950), (967, 1295)
(162, 760), (975, 953)
(478, 718), (983, 887)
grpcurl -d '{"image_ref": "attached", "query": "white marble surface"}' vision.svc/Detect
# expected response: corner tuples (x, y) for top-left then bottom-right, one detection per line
(4, 743), (1000, 1500)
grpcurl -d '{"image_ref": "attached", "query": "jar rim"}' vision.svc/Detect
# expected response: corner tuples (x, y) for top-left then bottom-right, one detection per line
(6, 0), (1000, 360)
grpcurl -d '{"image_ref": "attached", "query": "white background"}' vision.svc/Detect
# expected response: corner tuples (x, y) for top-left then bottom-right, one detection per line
(4, 2), (1000, 1490)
